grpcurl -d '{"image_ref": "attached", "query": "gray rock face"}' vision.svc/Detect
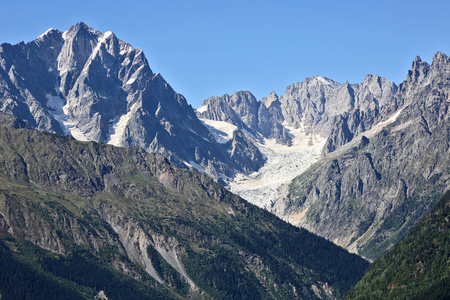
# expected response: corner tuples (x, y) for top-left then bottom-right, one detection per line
(281, 75), (397, 146)
(228, 129), (266, 172)
(197, 91), (292, 145)
(272, 52), (450, 260)
(197, 75), (397, 152)
(0, 23), (263, 180)
(322, 75), (399, 155)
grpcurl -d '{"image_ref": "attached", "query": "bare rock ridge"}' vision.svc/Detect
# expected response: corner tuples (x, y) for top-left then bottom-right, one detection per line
(0, 22), (264, 181)
(197, 91), (292, 145)
(197, 75), (397, 153)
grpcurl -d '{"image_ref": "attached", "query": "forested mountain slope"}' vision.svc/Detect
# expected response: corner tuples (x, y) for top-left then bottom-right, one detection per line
(0, 113), (368, 299)
(345, 191), (450, 300)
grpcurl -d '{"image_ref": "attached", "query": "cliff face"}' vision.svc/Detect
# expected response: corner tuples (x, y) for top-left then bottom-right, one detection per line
(0, 114), (368, 299)
(272, 52), (450, 260)
(197, 91), (291, 145)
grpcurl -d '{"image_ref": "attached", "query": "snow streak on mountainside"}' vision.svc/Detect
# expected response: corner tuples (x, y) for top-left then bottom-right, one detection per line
(106, 102), (139, 146)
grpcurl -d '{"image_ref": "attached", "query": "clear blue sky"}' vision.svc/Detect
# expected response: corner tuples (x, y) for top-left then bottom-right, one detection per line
(1, 0), (450, 108)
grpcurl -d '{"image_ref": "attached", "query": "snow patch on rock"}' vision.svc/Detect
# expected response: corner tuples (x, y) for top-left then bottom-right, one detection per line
(199, 118), (237, 144)
(107, 102), (138, 147)
(46, 87), (89, 141)
(38, 28), (56, 40)
(184, 160), (205, 171)
(126, 77), (136, 85)
(196, 104), (208, 113)
(125, 65), (144, 85)
(315, 76), (330, 85)
(46, 93), (69, 135)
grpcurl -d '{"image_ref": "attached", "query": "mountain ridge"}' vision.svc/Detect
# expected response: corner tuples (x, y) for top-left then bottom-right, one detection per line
(0, 112), (369, 299)
(271, 51), (450, 260)
(0, 22), (265, 182)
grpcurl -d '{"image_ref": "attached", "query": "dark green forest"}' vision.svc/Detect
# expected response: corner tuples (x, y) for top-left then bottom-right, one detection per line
(0, 235), (169, 300)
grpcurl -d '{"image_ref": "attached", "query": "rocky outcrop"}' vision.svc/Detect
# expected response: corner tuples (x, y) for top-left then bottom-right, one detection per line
(322, 75), (398, 155)
(258, 91), (292, 145)
(97, 203), (198, 291)
(228, 129), (266, 173)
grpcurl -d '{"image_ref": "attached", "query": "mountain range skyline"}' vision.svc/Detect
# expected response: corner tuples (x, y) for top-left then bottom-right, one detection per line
(0, 20), (448, 299)
(2, 0), (450, 108)
(1, 22), (448, 261)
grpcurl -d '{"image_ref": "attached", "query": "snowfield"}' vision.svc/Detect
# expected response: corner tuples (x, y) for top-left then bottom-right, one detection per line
(228, 123), (327, 209)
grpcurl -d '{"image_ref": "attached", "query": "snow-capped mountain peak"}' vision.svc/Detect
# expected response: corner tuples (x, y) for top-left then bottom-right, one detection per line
(0, 23), (265, 181)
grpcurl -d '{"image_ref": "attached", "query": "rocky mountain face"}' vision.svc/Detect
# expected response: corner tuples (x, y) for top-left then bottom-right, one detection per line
(272, 52), (450, 260)
(279, 75), (397, 137)
(197, 75), (397, 150)
(196, 76), (398, 209)
(197, 91), (291, 145)
(345, 191), (450, 300)
(0, 22), (263, 181)
(196, 73), (401, 224)
(0, 114), (369, 299)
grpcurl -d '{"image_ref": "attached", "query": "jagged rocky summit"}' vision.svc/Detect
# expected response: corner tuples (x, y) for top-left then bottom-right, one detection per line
(0, 22), (264, 182)
(197, 74), (397, 150)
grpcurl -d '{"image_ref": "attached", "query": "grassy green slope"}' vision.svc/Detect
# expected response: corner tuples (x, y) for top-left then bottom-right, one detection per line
(345, 191), (450, 300)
